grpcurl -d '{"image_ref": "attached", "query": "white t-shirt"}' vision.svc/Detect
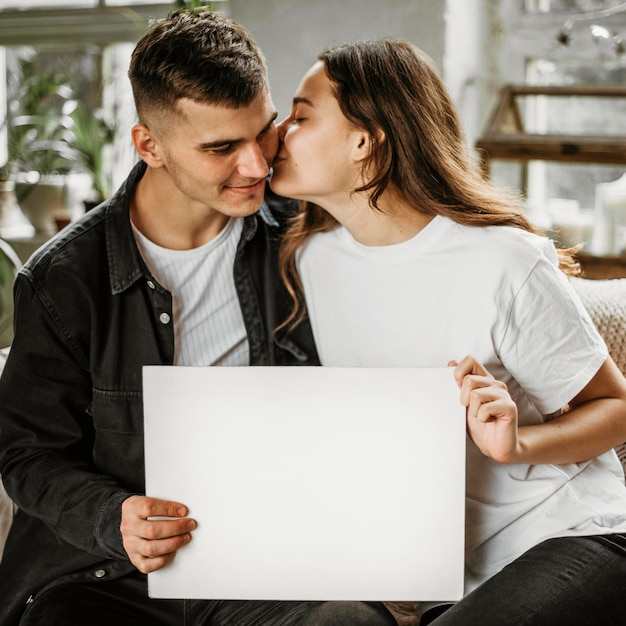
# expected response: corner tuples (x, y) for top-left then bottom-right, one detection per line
(297, 215), (626, 594)
(133, 217), (249, 367)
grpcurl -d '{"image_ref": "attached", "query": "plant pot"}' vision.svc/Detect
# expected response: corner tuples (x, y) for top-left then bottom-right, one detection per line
(15, 174), (70, 235)
(0, 237), (21, 349)
(0, 180), (34, 238)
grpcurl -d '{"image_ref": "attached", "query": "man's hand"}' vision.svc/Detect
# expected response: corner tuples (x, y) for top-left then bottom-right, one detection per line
(450, 356), (520, 464)
(121, 495), (196, 573)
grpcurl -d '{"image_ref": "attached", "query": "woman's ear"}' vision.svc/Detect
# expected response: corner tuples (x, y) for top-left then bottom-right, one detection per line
(352, 128), (385, 163)
(131, 124), (163, 168)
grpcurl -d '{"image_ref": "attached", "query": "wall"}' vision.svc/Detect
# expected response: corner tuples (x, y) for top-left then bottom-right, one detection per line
(444, 0), (495, 146)
(230, 0), (447, 122)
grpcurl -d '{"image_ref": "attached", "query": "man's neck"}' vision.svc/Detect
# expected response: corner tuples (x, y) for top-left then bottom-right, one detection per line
(130, 169), (230, 250)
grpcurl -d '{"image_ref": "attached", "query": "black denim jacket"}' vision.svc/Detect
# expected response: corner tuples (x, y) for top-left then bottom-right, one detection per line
(0, 161), (319, 625)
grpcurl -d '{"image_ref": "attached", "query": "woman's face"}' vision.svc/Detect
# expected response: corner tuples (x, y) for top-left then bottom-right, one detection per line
(270, 61), (365, 204)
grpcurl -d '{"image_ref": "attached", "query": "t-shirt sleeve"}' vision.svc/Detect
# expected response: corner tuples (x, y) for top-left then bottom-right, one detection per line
(496, 246), (608, 416)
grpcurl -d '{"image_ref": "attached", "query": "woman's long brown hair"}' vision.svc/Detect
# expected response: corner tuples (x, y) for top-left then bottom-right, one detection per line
(278, 40), (579, 329)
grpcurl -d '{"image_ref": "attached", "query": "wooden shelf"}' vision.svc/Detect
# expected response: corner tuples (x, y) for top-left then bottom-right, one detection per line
(476, 85), (626, 279)
(476, 85), (626, 174)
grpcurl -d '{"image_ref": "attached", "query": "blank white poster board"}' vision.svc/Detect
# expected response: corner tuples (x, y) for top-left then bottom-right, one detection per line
(143, 366), (466, 601)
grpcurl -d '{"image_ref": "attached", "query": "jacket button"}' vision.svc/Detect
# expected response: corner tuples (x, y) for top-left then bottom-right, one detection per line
(94, 569), (106, 578)
(159, 312), (171, 325)
(147, 280), (156, 289)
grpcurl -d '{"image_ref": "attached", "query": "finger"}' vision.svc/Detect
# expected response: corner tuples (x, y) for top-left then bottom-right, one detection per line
(466, 383), (509, 418)
(123, 526), (193, 572)
(127, 527), (193, 558)
(121, 496), (193, 539)
(131, 550), (177, 574)
(123, 495), (189, 520)
(137, 516), (197, 542)
(460, 375), (505, 408)
(121, 513), (196, 552)
(475, 398), (517, 425)
(469, 396), (505, 424)
(453, 355), (491, 386)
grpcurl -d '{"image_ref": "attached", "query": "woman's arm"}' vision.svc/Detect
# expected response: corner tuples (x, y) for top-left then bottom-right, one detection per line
(453, 355), (626, 465)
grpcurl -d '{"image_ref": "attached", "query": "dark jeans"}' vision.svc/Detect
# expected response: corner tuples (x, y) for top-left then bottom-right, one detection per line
(423, 533), (626, 626)
(19, 570), (395, 626)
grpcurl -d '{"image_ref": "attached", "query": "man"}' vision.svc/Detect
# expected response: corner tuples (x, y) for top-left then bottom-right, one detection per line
(0, 9), (395, 626)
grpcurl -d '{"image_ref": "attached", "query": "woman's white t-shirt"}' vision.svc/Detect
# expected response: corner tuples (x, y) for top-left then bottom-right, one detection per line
(297, 215), (626, 594)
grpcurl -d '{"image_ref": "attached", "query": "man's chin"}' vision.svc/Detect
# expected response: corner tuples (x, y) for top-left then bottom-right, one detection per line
(221, 193), (265, 217)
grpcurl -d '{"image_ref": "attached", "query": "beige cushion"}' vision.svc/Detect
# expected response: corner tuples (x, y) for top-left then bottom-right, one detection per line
(571, 277), (626, 377)
(571, 277), (626, 472)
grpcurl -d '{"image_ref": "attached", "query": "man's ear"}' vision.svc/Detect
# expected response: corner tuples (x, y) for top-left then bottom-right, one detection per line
(131, 124), (163, 168)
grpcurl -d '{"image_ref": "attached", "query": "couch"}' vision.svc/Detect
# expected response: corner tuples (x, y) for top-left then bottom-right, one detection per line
(1, 277), (626, 600)
(0, 346), (14, 560)
(569, 277), (626, 468)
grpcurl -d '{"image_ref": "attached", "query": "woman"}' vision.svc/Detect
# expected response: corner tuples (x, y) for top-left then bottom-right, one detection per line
(270, 39), (626, 625)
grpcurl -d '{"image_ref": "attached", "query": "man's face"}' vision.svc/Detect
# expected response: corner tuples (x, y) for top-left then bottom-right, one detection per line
(149, 90), (278, 219)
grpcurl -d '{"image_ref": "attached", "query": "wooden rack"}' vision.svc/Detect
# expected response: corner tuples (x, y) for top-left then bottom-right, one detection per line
(475, 85), (626, 278)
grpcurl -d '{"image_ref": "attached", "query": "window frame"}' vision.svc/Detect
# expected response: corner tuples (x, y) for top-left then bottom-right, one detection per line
(0, 2), (228, 188)
(0, 4), (181, 47)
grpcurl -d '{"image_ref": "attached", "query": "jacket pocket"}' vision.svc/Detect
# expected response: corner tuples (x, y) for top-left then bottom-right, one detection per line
(90, 389), (145, 490)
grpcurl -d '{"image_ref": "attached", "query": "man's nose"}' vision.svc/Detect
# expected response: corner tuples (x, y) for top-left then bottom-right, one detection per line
(238, 142), (271, 178)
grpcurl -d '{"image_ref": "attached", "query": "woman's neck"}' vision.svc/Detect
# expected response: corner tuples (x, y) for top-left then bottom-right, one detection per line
(322, 192), (433, 247)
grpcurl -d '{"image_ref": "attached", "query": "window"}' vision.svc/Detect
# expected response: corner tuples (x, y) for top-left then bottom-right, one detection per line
(490, 0), (626, 254)
(0, 1), (229, 218)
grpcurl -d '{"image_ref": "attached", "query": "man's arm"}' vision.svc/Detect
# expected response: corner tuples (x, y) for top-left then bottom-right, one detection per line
(0, 275), (132, 558)
(1, 274), (198, 569)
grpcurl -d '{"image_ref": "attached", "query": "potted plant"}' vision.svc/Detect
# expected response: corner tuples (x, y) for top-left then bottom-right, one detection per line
(69, 101), (115, 209)
(6, 57), (77, 233)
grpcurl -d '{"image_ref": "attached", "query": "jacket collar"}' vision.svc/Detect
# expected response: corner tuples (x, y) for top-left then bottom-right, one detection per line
(105, 160), (263, 295)
(105, 160), (147, 295)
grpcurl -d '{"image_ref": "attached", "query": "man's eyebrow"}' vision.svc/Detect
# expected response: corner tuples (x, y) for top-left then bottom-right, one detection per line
(198, 111), (278, 150)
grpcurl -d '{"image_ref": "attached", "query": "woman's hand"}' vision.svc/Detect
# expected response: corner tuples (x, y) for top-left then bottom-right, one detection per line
(450, 356), (521, 464)
(451, 354), (626, 466)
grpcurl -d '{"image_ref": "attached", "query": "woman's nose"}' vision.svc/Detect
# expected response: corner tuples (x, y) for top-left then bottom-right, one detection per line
(276, 117), (289, 141)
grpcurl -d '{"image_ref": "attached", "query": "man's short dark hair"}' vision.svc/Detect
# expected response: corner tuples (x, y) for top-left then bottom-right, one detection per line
(129, 9), (268, 123)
